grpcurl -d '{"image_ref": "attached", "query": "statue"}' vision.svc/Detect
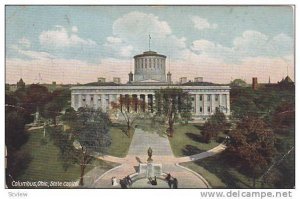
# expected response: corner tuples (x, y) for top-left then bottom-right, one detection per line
(147, 147), (153, 162)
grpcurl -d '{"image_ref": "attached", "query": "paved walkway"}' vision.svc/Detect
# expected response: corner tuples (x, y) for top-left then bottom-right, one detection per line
(87, 128), (226, 188)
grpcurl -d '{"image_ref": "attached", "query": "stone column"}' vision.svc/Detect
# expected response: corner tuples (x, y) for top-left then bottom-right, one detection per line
(211, 94), (215, 114)
(145, 94), (148, 111)
(226, 93), (230, 114)
(195, 94), (200, 116)
(101, 94), (106, 112)
(203, 94), (207, 115)
(108, 94), (111, 110)
(93, 94), (97, 109)
(219, 94), (222, 112)
(86, 95), (91, 108)
(71, 94), (75, 109)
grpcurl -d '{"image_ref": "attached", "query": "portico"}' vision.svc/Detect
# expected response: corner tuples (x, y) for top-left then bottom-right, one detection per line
(71, 84), (230, 119)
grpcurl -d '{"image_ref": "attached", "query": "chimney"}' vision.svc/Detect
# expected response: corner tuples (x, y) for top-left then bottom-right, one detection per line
(252, 77), (258, 90)
(194, 77), (203, 82)
(180, 77), (187, 84)
(128, 72), (133, 83)
(167, 72), (172, 84)
(97, 77), (106, 83)
(113, 77), (121, 84)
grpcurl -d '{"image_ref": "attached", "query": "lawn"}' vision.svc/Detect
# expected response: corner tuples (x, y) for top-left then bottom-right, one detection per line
(181, 154), (256, 188)
(169, 123), (224, 157)
(108, 123), (134, 157)
(18, 129), (115, 184)
(180, 161), (226, 188)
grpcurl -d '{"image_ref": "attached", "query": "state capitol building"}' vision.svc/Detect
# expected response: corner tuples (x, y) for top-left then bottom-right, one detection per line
(70, 50), (231, 120)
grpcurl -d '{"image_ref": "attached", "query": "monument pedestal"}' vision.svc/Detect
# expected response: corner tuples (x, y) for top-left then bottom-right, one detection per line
(139, 163), (162, 178)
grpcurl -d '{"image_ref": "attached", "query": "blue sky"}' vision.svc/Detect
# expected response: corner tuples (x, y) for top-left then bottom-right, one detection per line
(6, 6), (294, 84)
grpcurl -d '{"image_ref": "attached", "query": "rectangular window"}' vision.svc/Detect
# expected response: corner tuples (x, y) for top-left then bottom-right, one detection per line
(82, 99), (86, 102)
(215, 94), (219, 101)
(207, 106), (211, 112)
(91, 97), (93, 101)
(200, 107), (202, 112)
(199, 95), (203, 101)
(207, 95), (211, 101)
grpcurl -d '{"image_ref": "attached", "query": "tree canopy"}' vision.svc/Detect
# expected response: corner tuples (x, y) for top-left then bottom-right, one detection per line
(226, 116), (275, 187)
(154, 88), (192, 137)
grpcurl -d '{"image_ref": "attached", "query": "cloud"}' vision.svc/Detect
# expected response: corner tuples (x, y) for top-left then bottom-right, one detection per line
(233, 30), (293, 57)
(39, 25), (96, 48)
(10, 45), (55, 60)
(103, 36), (133, 58)
(106, 36), (122, 44)
(113, 11), (172, 41)
(189, 31), (293, 63)
(106, 11), (187, 58)
(191, 16), (218, 30)
(72, 26), (78, 33)
(18, 37), (31, 48)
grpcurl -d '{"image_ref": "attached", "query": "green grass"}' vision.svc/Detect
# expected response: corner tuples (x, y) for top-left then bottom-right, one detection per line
(169, 123), (224, 157)
(180, 162), (226, 188)
(18, 129), (114, 183)
(181, 154), (269, 189)
(108, 123), (133, 157)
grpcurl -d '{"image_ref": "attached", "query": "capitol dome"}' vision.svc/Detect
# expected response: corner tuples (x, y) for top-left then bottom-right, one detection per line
(133, 51), (166, 82)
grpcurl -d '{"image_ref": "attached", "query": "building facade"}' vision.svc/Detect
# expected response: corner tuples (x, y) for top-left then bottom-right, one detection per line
(70, 51), (230, 119)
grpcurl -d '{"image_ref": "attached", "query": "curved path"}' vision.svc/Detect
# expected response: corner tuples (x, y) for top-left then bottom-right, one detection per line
(89, 128), (226, 188)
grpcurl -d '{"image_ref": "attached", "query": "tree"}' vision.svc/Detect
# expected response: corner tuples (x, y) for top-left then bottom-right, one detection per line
(5, 108), (31, 187)
(226, 116), (275, 188)
(5, 110), (28, 151)
(272, 101), (295, 133)
(58, 107), (111, 186)
(41, 89), (71, 125)
(23, 84), (51, 114)
(111, 95), (145, 137)
(230, 79), (248, 88)
(154, 88), (192, 137)
(200, 109), (228, 143)
(41, 101), (61, 125)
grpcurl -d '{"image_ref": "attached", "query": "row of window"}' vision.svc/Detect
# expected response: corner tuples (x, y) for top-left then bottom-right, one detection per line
(80, 95), (115, 102)
(135, 58), (164, 69)
(192, 94), (223, 101)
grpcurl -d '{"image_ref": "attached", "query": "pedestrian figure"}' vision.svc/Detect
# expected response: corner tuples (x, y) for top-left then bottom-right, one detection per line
(112, 177), (119, 186)
(173, 178), (178, 188)
(126, 175), (132, 186)
(120, 179), (127, 189)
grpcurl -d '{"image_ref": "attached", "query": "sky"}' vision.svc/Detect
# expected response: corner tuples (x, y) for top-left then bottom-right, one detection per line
(5, 6), (294, 84)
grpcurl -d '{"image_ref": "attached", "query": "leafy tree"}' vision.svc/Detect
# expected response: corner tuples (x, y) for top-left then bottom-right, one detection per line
(57, 107), (111, 186)
(51, 88), (71, 110)
(226, 116), (275, 188)
(230, 79), (248, 88)
(23, 84), (51, 114)
(200, 109), (228, 143)
(5, 110), (28, 150)
(41, 101), (61, 125)
(111, 95), (145, 137)
(154, 88), (192, 137)
(272, 101), (295, 132)
(5, 108), (31, 187)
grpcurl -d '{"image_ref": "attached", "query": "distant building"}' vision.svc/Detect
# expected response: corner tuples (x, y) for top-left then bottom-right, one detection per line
(180, 77), (187, 84)
(252, 77), (258, 90)
(98, 77), (106, 83)
(5, 84), (17, 92)
(113, 77), (121, 84)
(277, 76), (294, 88)
(16, 78), (25, 90)
(194, 77), (203, 82)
